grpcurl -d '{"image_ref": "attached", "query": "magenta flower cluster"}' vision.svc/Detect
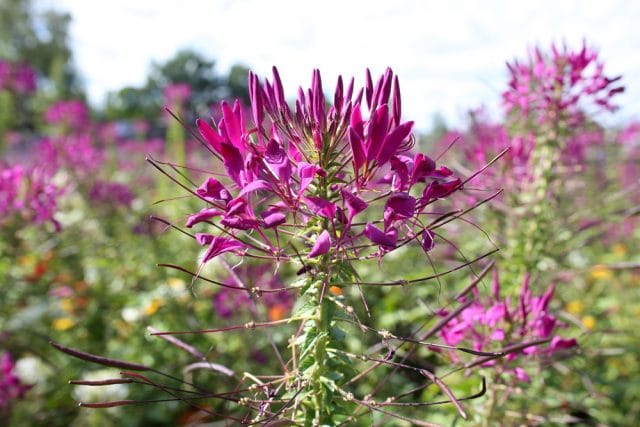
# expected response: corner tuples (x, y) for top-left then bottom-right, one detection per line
(40, 135), (103, 178)
(0, 353), (30, 414)
(44, 99), (91, 131)
(185, 67), (461, 265)
(89, 180), (135, 207)
(0, 60), (37, 94)
(503, 41), (623, 127)
(0, 163), (61, 229)
(164, 83), (192, 106)
(439, 272), (577, 382)
(443, 42), (625, 194)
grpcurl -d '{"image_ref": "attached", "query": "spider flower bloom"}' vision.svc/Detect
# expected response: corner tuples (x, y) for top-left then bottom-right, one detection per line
(44, 99), (90, 132)
(439, 272), (577, 382)
(0, 162), (61, 229)
(92, 67), (471, 426)
(184, 67), (461, 266)
(503, 41), (623, 128)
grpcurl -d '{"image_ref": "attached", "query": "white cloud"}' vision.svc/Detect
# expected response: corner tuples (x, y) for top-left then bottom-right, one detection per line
(51, 0), (640, 129)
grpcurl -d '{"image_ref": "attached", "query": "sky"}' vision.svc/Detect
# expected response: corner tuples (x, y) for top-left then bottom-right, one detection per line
(47, 0), (640, 130)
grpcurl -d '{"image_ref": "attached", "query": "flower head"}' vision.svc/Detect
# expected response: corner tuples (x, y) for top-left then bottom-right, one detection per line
(180, 67), (460, 267)
(439, 272), (577, 382)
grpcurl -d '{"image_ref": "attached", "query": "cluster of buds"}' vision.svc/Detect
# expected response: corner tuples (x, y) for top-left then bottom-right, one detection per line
(439, 272), (577, 383)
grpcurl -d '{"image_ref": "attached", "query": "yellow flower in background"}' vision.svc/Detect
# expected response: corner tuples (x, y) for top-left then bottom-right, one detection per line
(60, 298), (75, 314)
(52, 317), (75, 331)
(167, 277), (186, 290)
(17, 254), (34, 267)
(144, 298), (163, 316)
(612, 243), (627, 257)
(581, 315), (596, 330)
(589, 265), (613, 280)
(566, 300), (584, 315)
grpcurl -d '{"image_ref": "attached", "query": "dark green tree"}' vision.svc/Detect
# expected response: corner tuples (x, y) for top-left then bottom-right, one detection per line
(105, 49), (250, 123)
(0, 0), (83, 98)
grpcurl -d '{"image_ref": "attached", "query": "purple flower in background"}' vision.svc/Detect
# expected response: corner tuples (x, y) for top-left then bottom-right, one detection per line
(40, 135), (103, 175)
(439, 271), (577, 382)
(44, 100), (90, 131)
(0, 353), (30, 415)
(503, 42), (623, 127)
(0, 60), (9, 90)
(0, 162), (61, 229)
(0, 60), (36, 94)
(89, 181), (135, 207)
(212, 264), (294, 321)
(12, 63), (37, 94)
(0, 164), (23, 216)
(164, 83), (192, 106)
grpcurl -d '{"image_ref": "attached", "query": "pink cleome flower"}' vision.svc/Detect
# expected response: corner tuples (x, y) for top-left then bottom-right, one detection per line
(182, 67), (463, 267)
(438, 272), (577, 382)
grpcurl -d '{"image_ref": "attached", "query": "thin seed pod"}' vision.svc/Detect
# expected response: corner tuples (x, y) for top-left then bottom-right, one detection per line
(147, 326), (206, 359)
(69, 378), (134, 386)
(50, 341), (150, 371)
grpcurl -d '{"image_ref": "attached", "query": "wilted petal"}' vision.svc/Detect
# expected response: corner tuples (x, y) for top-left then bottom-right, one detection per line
(389, 155), (410, 190)
(226, 197), (248, 216)
(308, 230), (331, 258)
(421, 177), (461, 203)
(195, 233), (214, 246)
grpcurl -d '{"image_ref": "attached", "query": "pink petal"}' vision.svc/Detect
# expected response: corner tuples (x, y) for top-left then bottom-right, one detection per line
(308, 230), (331, 258)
